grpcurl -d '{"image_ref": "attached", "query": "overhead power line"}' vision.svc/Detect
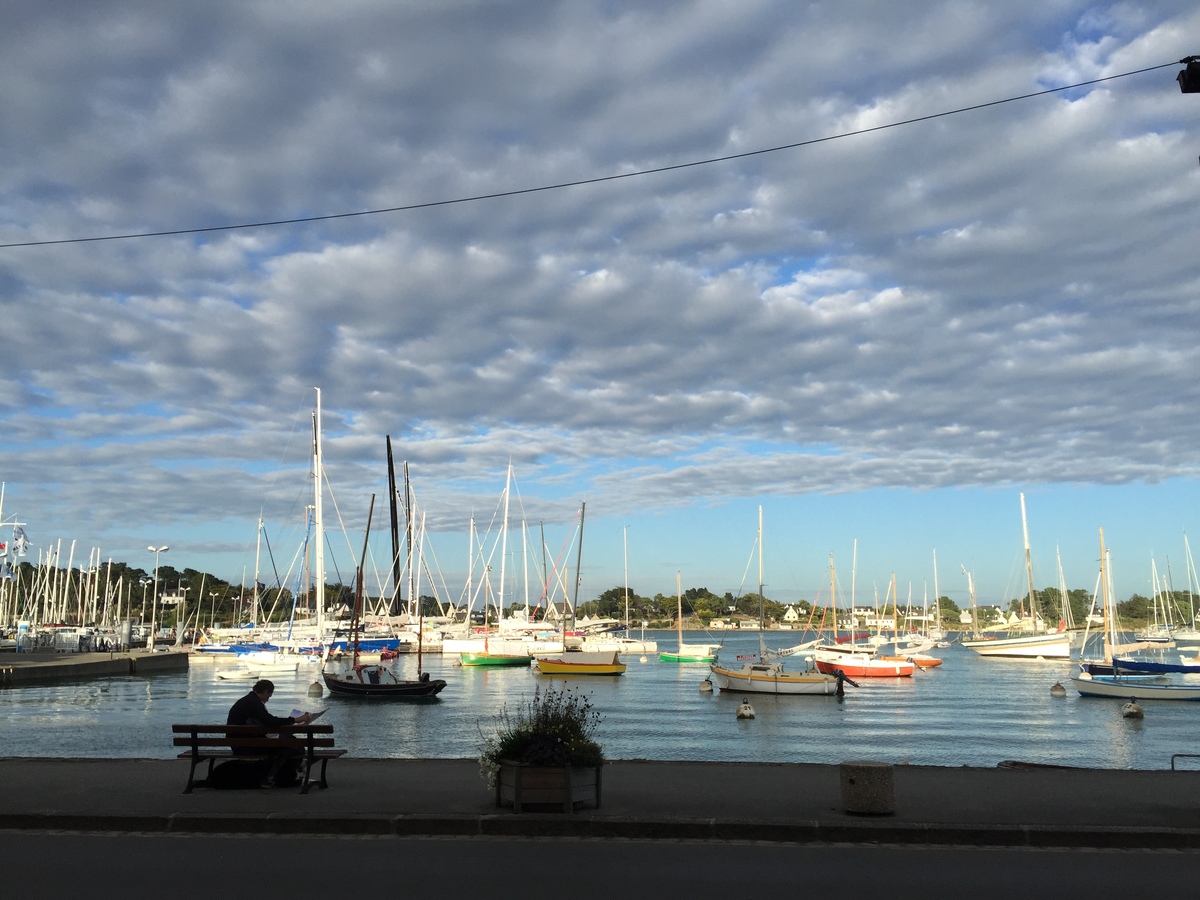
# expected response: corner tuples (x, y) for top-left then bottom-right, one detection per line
(0, 60), (1185, 250)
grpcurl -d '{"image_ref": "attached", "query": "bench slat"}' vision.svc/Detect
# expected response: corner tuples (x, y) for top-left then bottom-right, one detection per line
(172, 724), (333, 734)
(173, 737), (336, 749)
(176, 749), (346, 760)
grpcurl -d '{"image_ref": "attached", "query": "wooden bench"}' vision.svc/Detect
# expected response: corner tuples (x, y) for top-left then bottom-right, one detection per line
(172, 723), (346, 794)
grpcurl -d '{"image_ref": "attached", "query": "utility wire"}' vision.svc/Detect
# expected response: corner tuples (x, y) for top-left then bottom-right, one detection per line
(0, 60), (1185, 250)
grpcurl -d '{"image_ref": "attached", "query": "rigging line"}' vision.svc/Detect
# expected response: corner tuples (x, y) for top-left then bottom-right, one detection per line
(0, 61), (1182, 251)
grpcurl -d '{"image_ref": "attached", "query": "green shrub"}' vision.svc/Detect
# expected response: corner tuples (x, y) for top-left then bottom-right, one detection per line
(478, 685), (604, 788)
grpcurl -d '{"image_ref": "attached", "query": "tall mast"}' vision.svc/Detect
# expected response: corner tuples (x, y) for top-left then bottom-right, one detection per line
(313, 387), (325, 637)
(829, 554), (838, 641)
(623, 526), (630, 636)
(498, 463), (511, 619)
(932, 549), (941, 636)
(676, 570), (683, 647)
(753, 511), (763, 628)
(405, 460), (414, 619)
(1098, 527), (1111, 663)
(570, 502), (586, 634)
(386, 437), (401, 607)
(892, 572), (899, 637)
(251, 515), (263, 627)
(1020, 493), (1038, 634)
(351, 495), (375, 666)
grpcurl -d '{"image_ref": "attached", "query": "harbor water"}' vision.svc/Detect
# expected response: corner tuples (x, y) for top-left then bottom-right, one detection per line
(1, 631), (1196, 769)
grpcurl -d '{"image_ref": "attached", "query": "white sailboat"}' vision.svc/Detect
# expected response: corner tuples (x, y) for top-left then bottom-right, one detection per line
(961, 493), (1070, 659)
(659, 570), (718, 663)
(710, 507), (836, 695)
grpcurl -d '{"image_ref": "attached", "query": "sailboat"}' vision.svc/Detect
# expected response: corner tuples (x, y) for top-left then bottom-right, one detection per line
(460, 464), (535, 668)
(813, 556), (915, 678)
(659, 571), (718, 663)
(960, 493), (1070, 659)
(321, 464), (446, 699)
(532, 503), (627, 676)
(710, 507), (837, 695)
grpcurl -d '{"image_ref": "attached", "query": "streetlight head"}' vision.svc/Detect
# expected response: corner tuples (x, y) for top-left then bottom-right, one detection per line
(148, 546), (156, 552)
(1179, 58), (1200, 93)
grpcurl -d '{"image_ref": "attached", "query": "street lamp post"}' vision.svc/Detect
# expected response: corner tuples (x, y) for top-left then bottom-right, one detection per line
(147, 545), (168, 650)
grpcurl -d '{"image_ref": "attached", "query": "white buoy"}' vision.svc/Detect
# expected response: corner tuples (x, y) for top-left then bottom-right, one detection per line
(640, 655), (648, 664)
(1050, 682), (1067, 697)
(736, 698), (755, 719)
(308, 681), (324, 697)
(1122, 699), (1144, 719)
(700, 677), (713, 693)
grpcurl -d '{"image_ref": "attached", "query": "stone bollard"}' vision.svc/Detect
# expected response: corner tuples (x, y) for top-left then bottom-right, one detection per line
(840, 760), (895, 815)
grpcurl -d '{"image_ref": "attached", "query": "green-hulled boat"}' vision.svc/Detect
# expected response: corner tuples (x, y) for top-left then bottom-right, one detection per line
(659, 571), (718, 664)
(460, 650), (532, 668)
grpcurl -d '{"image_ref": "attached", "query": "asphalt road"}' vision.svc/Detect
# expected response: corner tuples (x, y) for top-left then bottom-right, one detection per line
(3, 832), (1195, 900)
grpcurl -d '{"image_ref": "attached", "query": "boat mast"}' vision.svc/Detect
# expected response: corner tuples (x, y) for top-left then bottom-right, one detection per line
(829, 554), (838, 642)
(757, 505), (764, 630)
(932, 549), (941, 637)
(676, 570), (683, 648)
(386, 436), (402, 608)
(570, 502), (586, 636)
(405, 460), (414, 620)
(312, 388), (325, 639)
(892, 572), (899, 639)
(1185, 532), (1199, 633)
(498, 463), (511, 624)
(851, 539), (857, 623)
(1098, 527), (1111, 663)
(352, 494), (375, 667)
(1020, 493), (1039, 635)
(623, 525), (630, 637)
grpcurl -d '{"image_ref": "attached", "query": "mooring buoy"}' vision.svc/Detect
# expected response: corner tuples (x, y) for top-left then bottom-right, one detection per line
(736, 698), (755, 719)
(1122, 699), (1144, 719)
(1050, 682), (1067, 698)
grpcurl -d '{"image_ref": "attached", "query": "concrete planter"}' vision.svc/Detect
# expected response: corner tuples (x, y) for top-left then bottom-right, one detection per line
(495, 760), (602, 813)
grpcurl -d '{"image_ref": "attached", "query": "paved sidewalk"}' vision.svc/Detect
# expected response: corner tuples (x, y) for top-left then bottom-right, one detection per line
(1, 757), (1198, 848)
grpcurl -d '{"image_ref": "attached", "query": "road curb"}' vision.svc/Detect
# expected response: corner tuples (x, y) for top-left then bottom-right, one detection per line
(4, 812), (1198, 849)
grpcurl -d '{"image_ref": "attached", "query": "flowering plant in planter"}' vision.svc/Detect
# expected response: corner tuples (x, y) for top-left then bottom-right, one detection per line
(478, 685), (604, 789)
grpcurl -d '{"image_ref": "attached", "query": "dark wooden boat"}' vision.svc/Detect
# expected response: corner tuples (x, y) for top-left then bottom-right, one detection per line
(319, 471), (447, 701)
(323, 664), (445, 698)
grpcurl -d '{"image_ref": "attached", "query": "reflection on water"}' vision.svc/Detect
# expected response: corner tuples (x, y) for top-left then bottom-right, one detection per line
(1, 631), (1195, 768)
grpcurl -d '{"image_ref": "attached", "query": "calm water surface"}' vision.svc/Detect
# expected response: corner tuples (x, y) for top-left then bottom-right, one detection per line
(2, 631), (1196, 769)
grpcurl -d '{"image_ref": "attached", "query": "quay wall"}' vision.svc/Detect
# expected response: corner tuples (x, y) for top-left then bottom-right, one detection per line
(0, 649), (189, 686)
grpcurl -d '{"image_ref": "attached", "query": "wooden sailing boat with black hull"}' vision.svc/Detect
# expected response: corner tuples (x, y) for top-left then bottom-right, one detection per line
(322, 472), (446, 699)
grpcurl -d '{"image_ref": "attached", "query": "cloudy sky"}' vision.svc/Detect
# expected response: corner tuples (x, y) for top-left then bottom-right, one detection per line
(3, 1), (1200, 613)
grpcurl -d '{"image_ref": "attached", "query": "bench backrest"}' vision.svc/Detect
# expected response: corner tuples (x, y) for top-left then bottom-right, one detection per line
(172, 723), (336, 750)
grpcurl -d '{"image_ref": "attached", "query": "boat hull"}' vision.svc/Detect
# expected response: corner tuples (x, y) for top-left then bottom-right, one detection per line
(813, 646), (915, 677)
(1071, 673), (1200, 700)
(710, 663), (837, 695)
(533, 656), (626, 676)
(960, 632), (1071, 658)
(460, 652), (531, 668)
(322, 671), (446, 698)
(814, 656), (914, 677)
(1109, 656), (1200, 675)
(659, 643), (717, 664)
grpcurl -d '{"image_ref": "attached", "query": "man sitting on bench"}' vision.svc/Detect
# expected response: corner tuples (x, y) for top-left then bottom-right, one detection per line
(227, 679), (312, 787)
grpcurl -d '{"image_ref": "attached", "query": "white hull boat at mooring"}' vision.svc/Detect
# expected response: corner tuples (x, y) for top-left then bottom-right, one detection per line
(1071, 672), (1200, 701)
(710, 660), (838, 695)
(960, 631), (1071, 658)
